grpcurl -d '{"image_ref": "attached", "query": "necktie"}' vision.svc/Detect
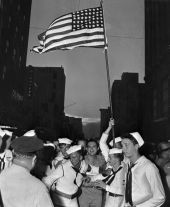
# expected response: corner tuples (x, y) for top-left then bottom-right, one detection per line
(0, 155), (5, 173)
(125, 163), (135, 206)
(103, 166), (122, 185)
(72, 166), (80, 185)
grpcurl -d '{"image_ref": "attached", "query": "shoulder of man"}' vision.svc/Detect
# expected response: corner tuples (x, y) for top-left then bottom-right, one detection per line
(30, 173), (50, 190)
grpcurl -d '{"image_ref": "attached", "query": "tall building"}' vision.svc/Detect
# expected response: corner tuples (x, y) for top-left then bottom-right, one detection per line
(111, 73), (144, 137)
(0, 0), (32, 125)
(100, 107), (111, 135)
(144, 0), (170, 142)
(62, 115), (84, 141)
(23, 66), (66, 138)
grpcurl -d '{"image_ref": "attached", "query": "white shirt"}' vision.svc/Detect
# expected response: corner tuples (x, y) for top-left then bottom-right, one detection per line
(130, 156), (165, 207)
(0, 149), (13, 173)
(0, 164), (54, 207)
(105, 163), (127, 195)
(90, 162), (127, 195)
(43, 160), (83, 194)
(52, 152), (67, 167)
(99, 133), (110, 162)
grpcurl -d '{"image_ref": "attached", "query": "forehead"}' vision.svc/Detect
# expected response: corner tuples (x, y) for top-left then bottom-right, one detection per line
(121, 138), (133, 145)
(70, 151), (80, 158)
(60, 143), (70, 148)
(109, 154), (116, 159)
(87, 141), (97, 147)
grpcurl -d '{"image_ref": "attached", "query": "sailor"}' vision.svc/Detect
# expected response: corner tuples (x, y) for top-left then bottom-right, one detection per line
(92, 148), (127, 207)
(99, 119), (125, 175)
(52, 138), (72, 169)
(121, 132), (165, 207)
(43, 145), (86, 207)
(0, 128), (13, 173)
(0, 135), (54, 207)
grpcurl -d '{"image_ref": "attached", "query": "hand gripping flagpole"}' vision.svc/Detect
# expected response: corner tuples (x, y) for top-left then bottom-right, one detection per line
(100, 0), (115, 147)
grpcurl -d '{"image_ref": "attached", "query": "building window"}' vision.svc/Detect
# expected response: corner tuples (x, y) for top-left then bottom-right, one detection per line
(13, 48), (16, 59)
(17, 4), (20, 11)
(21, 35), (24, 42)
(0, 0), (2, 9)
(5, 40), (9, 53)
(6, 40), (9, 47)
(153, 89), (158, 119)
(162, 78), (169, 116)
(2, 66), (6, 80)
(8, 16), (11, 27)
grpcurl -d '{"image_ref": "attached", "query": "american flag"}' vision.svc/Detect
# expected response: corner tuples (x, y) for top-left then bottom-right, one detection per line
(32, 6), (105, 53)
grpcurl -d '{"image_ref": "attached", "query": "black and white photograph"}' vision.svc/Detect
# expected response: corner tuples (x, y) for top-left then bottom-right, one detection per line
(0, 0), (170, 206)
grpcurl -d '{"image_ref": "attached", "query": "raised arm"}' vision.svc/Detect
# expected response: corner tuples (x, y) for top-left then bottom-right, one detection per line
(99, 119), (114, 162)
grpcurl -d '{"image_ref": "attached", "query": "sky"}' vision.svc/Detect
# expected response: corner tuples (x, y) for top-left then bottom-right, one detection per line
(26, 0), (144, 124)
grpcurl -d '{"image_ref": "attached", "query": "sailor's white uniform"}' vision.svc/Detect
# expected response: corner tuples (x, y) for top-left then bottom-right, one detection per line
(129, 156), (165, 207)
(43, 160), (84, 207)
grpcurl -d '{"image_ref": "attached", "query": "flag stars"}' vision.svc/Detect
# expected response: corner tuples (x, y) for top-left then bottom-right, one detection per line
(72, 7), (103, 30)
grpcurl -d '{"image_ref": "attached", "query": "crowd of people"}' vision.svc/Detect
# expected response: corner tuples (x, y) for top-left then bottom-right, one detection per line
(0, 121), (169, 207)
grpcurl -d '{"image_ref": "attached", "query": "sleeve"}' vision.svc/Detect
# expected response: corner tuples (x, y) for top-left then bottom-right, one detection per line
(90, 173), (106, 182)
(42, 164), (63, 188)
(134, 164), (165, 207)
(76, 173), (83, 187)
(5, 150), (13, 168)
(37, 185), (54, 207)
(86, 165), (99, 176)
(99, 133), (109, 162)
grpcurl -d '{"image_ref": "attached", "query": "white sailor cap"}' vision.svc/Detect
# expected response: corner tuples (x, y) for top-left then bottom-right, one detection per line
(130, 132), (144, 147)
(109, 137), (122, 147)
(66, 145), (81, 155)
(109, 148), (123, 155)
(4, 130), (13, 137)
(43, 143), (55, 148)
(0, 128), (6, 137)
(23, 130), (36, 137)
(58, 138), (72, 145)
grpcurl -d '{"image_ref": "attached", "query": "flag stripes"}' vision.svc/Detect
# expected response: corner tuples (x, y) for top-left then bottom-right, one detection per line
(32, 6), (105, 53)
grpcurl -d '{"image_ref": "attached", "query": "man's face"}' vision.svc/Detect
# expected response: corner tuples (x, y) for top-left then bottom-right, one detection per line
(121, 138), (137, 158)
(108, 154), (119, 167)
(60, 144), (70, 157)
(70, 151), (81, 167)
(87, 141), (98, 156)
(160, 144), (170, 160)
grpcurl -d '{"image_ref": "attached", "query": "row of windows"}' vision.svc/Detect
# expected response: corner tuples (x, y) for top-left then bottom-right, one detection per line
(0, 0), (2, 9)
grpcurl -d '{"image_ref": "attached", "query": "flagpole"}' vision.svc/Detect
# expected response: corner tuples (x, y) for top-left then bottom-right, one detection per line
(100, 0), (115, 146)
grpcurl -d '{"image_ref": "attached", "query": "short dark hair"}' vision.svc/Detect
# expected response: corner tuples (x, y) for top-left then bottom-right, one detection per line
(13, 151), (36, 159)
(113, 153), (124, 162)
(87, 139), (99, 148)
(59, 143), (69, 148)
(121, 133), (138, 145)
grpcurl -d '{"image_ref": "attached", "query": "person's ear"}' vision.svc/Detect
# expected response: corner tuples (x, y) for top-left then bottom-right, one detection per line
(31, 155), (37, 167)
(135, 144), (139, 151)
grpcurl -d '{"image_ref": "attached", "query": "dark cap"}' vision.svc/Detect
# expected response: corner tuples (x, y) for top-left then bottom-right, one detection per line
(11, 136), (43, 153)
